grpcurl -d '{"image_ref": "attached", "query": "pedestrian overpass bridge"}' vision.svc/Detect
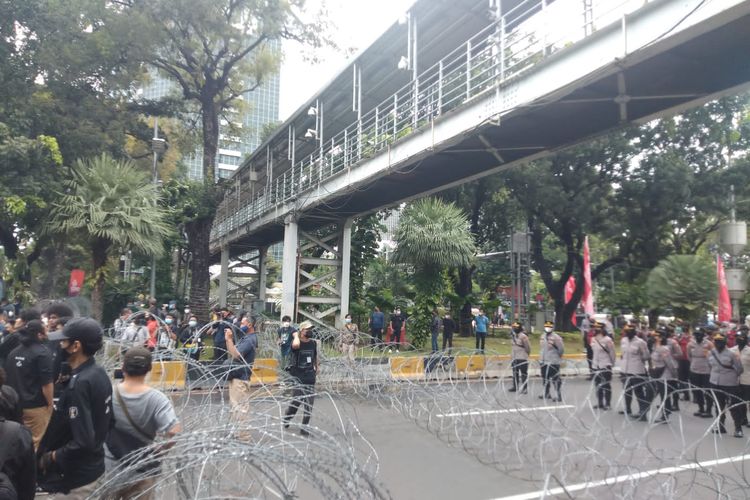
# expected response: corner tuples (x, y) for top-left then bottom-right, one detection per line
(209, 0), (750, 326)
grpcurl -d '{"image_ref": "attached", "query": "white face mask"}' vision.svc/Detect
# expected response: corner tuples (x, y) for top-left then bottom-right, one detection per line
(165, 318), (173, 325)
(544, 327), (553, 333)
(283, 322), (291, 328)
(345, 318), (352, 324)
(188, 320), (197, 327)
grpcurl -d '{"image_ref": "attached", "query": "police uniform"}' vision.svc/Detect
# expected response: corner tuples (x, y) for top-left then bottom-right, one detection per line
(539, 327), (564, 401)
(591, 323), (616, 409)
(708, 333), (744, 436)
(509, 322), (530, 393)
(687, 331), (714, 417)
(619, 329), (651, 419)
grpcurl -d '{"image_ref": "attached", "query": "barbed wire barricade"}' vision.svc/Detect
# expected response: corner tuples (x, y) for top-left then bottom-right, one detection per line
(92, 315), (750, 499)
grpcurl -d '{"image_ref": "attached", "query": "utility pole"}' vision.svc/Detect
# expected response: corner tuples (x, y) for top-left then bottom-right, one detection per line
(149, 118), (167, 300)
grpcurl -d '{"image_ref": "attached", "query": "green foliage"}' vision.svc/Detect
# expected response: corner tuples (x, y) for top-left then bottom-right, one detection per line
(394, 198), (476, 347)
(46, 154), (172, 256)
(350, 213), (385, 306)
(646, 255), (717, 322)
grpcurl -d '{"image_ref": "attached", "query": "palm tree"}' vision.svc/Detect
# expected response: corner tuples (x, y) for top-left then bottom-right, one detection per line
(393, 198), (476, 347)
(46, 153), (171, 320)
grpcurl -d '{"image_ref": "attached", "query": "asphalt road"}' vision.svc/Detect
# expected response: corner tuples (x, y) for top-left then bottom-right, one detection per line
(172, 374), (750, 500)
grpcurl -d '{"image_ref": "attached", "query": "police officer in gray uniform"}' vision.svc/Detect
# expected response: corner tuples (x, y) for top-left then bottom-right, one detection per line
(688, 327), (714, 418)
(591, 321), (616, 410)
(619, 324), (651, 420)
(648, 330), (678, 423)
(539, 322), (564, 402)
(708, 332), (744, 437)
(508, 322), (530, 394)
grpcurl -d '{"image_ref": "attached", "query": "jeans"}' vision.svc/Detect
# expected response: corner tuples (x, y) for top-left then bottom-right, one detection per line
(284, 384), (316, 426)
(431, 331), (439, 352)
(475, 332), (486, 353)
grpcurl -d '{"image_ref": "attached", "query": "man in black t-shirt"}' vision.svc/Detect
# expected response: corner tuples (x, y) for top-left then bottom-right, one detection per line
(389, 308), (405, 353)
(283, 321), (318, 436)
(3, 320), (53, 450)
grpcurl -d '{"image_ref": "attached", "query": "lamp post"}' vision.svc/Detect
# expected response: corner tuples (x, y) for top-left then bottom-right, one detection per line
(149, 118), (167, 300)
(719, 185), (747, 321)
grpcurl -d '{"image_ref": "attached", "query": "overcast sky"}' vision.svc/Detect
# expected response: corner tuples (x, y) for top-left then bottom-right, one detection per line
(279, 0), (415, 120)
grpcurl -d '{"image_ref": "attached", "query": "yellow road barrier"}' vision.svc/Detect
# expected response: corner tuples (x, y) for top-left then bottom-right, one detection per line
(390, 356), (424, 380)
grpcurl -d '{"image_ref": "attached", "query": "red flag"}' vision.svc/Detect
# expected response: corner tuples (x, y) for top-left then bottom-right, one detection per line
(717, 256), (732, 322)
(582, 236), (595, 316)
(68, 269), (85, 297)
(565, 276), (577, 326)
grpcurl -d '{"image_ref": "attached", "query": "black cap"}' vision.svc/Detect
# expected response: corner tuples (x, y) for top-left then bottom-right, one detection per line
(122, 347), (152, 374)
(60, 317), (103, 344)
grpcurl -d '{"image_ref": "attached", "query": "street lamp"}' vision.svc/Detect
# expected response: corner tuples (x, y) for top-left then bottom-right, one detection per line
(149, 118), (166, 300)
(719, 185), (747, 321)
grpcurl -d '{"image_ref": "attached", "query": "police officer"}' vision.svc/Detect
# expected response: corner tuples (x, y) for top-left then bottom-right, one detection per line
(508, 322), (530, 394)
(591, 321), (616, 410)
(539, 321), (564, 402)
(37, 318), (113, 498)
(708, 332), (744, 437)
(688, 327), (714, 418)
(619, 324), (651, 420)
(648, 330), (678, 424)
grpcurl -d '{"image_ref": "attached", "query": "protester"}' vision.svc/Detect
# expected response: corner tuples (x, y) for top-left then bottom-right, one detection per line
(45, 303), (74, 335)
(0, 308), (41, 366)
(0, 409), (36, 500)
(121, 316), (149, 352)
(104, 347), (181, 500)
(430, 310), (441, 353)
(341, 314), (359, 362)
(3, 320), (54, 450)
(389, 308), (405, 354)
(369, 307), (385, 347)
(708, 332), (744, 437)
(473, 308), (490, 354)
(0, 368), (22, 424)
(442, 312), (457, 351)
(283, 321), (319, 435)
(509, 322), (530, 394)
(37, 318), (113, 497)
(539, 321), (564, 402)
(591, 321), (615, 410)
(145, 313), (159, 351)
(225, 324), (258, 423)
(277, 315), (296, 367)
(157, 313), (178, 351)
(179, 315), (203, 361)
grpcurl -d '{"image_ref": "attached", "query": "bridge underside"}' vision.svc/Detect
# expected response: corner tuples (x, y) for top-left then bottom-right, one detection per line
(218, 9), (750, 256)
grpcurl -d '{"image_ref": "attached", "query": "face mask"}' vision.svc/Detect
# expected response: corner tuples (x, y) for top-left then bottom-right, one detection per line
(715, 340), (726, 350)
(626, 331), (636, 339)
(543, 327), (552, 333)
(240, 325), (249, 333)
(189, 320), (197, 328)
(737, 338), (747, 348)
(345, 318), (351, 324)
(165, 318), (173, 325)
(283, 322), (291, 328)
(395, 310), (401, 315)
(42, 317), (49, 327)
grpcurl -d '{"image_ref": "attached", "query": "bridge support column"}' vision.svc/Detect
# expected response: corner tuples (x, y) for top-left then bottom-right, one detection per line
(258, 246), (268, 304)
(218, 246), (229, 308)
(281, 217), (299, 321)
(337, 218), (353, 327)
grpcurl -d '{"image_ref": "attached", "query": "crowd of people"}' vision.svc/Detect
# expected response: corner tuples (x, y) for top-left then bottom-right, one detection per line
(0, 301), (180, 499)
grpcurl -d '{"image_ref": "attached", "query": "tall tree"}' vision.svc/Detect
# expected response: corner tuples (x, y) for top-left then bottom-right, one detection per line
(45, 154), (171, 320)
(121, 0), (329, 320)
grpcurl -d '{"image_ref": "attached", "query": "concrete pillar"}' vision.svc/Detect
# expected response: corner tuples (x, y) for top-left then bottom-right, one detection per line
(219, 246), (229, 308)
(281, 217), (298, 320)
(258, 246), (268, 303)
(338, 218), (353, 327)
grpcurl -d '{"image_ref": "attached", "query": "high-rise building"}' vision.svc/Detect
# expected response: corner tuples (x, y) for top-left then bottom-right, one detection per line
(141, 40), (281, 181)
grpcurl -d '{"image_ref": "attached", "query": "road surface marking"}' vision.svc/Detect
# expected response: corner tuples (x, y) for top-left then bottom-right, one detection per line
(492, 453), (750, 500)
(436, 405), (576, 418)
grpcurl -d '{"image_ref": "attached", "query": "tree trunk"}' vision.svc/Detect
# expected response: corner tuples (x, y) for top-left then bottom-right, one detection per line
(201, 95), (220, 183)
(186, 217), (212, 322)
(90, 238), (110, 322)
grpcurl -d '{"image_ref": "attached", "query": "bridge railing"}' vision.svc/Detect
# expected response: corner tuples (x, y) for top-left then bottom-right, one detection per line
(211, 0), (653, 244)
